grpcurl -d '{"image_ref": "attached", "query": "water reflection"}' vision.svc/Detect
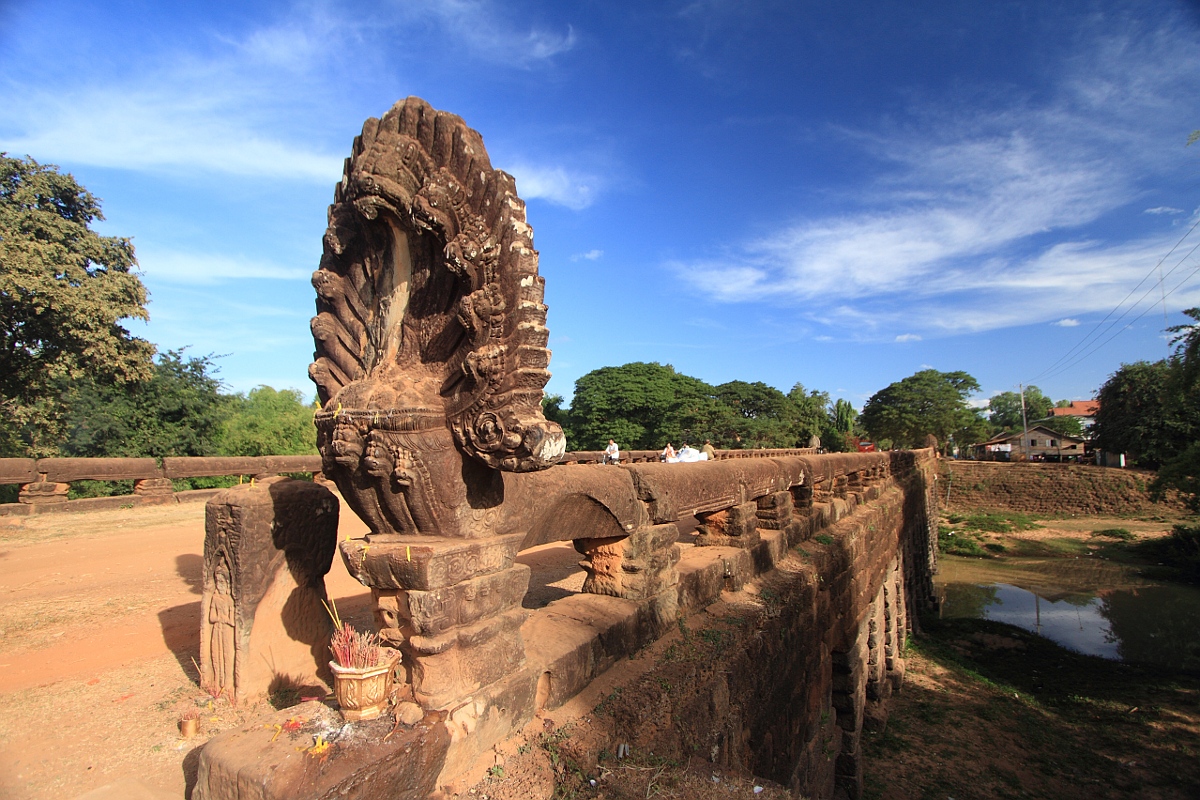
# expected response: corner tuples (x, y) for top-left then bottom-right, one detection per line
(937, 555), (1200, 671)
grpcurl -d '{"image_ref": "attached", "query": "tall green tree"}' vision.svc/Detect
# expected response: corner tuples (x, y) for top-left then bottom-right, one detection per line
(1167, 307), (1200, 390)
(787, 383), (833, 445)
(987, 386), (1053, 431)
(61, 350), (228, 458)
(1092, 360), (1196, 470)
(0, 154), (154, 456)
(859, 369), (982, 450)
(567, 362), (731, 451)
(716, 380), (802, 448)
(220, 386), (317, 456)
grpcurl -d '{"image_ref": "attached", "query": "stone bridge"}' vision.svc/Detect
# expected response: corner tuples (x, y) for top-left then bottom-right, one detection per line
(191, 98), (940, 800)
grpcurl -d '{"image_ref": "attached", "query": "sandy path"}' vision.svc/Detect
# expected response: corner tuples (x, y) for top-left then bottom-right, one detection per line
(0, 498), (373, 800)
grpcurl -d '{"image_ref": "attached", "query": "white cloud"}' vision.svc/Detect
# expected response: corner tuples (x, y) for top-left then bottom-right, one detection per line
(507, 162), (599, 210)
(139, 248), (311, 285)
(674, 20), (1200, 339)
(1145, 206), (1183, 215)
(401, 0), (576, 66)
(0, 2), (575, 182)
(571, 249), (604, 261)
(895, 334), (922, 342)
(1054, 318), (1081, 327)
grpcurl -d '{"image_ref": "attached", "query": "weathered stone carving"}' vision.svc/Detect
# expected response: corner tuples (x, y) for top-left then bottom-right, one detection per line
(310, 97), (566, 544)
(199, 477), (340, 702)
(310, 98), (572, 710)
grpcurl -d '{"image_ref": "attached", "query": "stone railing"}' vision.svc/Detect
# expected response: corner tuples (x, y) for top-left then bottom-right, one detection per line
(0, 448), (821, 516)
(192, 447), (940, 800)
(0, 455), (323, 516)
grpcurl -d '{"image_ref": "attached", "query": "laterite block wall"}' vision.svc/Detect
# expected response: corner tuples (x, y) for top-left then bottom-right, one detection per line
(939, 461), (1167, 515)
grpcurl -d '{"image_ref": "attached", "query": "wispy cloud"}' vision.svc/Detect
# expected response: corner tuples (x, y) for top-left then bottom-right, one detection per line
(1145, 206), (1184, 215)
(571, 249), (604, 261)
(507, 161), (599, 209)
(398, 0), (576, 66)
(0, 1), (576, 181)
(139, 248), (311, 285)
(1054, 318), (1081, 327)
(674, 20), (1200, 339)
(895, 334), (921, 342)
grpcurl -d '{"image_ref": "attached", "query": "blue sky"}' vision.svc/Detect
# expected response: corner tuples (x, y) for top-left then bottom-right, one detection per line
(2, 0), (1199, 414)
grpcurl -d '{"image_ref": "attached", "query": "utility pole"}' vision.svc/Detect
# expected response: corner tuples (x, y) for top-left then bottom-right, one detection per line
(1019, 383), (1030, 462)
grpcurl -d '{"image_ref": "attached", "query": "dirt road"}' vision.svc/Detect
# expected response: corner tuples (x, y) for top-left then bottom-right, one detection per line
(0, 498), (373, 800)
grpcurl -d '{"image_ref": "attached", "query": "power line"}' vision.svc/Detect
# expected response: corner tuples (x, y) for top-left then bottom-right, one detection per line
(1027, 216), (1200, 384)
(1034, 254), (1200, 383)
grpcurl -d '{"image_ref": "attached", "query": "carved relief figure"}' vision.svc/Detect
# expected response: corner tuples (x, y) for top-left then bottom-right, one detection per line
(208, 558), (236, 694)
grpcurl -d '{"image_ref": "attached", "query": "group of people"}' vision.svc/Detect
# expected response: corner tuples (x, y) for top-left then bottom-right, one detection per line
(601, 439), (717, 465)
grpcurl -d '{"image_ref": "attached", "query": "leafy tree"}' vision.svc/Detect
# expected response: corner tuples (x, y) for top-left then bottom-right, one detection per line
(61, 350), (229, 458)
(1152, 443), (1200, 513)
(0, 154), (154, 455)
(987, 386), (1052, 431)
(1167, 307), (1200, 390)
(567, 362), (731, 451)
(541, 393), (568, 429)
(859, 369), (981, 450)
(786, 383), (834, 446)
(716, 380), (803, 448)
(1092, 360), (1197, 470)
(831, 398), (856, 434)
(220, 386), (317, 456)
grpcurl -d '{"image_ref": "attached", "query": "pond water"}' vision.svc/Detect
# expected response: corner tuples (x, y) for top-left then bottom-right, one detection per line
(936, 555), (1200, 671)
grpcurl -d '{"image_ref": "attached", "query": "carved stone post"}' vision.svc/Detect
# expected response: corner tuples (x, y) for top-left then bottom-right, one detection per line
(200, 477), (339, 702)
(308, 98), (566, 714)
(694, 500), (760, 548)
(18, 481), (69, 504)
(340, 533), (530, 709)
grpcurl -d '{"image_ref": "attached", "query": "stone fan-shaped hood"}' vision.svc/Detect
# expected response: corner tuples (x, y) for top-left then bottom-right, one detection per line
(309, 97), (565, 473)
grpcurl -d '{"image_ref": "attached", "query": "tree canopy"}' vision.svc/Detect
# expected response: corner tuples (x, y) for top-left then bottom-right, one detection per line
(859, 369), (983, 450)
(566, 362), (730, 451)
(61, 350), (227, 458)
(0, 154), (154, 456)
(987, 386), (1053, 431)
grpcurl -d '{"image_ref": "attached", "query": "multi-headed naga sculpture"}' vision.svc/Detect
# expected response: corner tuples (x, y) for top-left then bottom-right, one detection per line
(310, 97), (566, 542)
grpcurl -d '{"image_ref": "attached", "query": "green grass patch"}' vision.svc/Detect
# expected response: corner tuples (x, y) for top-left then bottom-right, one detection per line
(1092, 527), (1136, 541)
(959, 511), (1041, 533)
(814, 533), (834, 545)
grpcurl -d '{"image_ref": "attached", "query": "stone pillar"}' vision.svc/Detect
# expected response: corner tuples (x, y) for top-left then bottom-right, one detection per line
(134, 477), (175, 504)
(756, 491), (794, 530)
(832, 620), (868, 800)
(885, 556), (907, 691)
(575, 523), (680, 600)
(340, 533), (530, 710)
(201, 477), (339, 703)
(18, 481), (69, 504)
(694, 501), (760, 548)
(575, 523), (681, 643)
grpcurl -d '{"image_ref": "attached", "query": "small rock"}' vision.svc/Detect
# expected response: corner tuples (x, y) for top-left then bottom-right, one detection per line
(395, 702), (424, 726)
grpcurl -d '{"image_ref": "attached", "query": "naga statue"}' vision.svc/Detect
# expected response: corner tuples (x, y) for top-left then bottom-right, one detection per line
(310, 97), (567, 542)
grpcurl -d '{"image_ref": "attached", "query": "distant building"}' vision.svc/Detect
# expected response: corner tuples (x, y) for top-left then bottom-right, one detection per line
(1049, 400), (1099, 431)
(973, 426), (1086, 462)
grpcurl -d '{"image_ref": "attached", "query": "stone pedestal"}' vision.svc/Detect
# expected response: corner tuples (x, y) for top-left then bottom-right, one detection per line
(575, 524), (681, 643)
(694, 500), (760, 548)
(18, 481), (69, 504)
(134, 477), (175, 504)
(756, 491), (794, 529)
(201, 477), (340, 702)
(340, 533), (530, 710)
